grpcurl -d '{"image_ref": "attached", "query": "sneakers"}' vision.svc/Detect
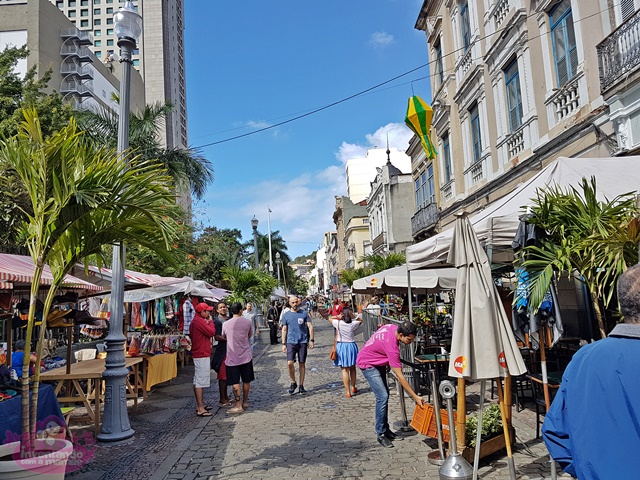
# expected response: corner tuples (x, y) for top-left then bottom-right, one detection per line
(288, 382), (298, 395)
(384, 429), (402, 441)
(377, 434), (394, 448)
(298, 385), (307, 395)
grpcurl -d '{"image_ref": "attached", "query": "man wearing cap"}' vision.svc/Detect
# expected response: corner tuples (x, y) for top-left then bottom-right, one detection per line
(190, 302), (216, 416)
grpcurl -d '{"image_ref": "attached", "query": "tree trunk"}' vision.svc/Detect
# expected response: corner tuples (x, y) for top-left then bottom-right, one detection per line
(592, 294), (607, 339)
(21, 266), (43, 457)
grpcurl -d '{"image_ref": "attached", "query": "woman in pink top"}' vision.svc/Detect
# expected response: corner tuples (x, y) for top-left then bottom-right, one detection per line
(356, 321), (424, 448)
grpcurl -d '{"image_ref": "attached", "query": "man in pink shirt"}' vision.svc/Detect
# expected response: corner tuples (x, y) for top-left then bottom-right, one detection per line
(221, 302), (254, 414)
(356, 321), (424, 448)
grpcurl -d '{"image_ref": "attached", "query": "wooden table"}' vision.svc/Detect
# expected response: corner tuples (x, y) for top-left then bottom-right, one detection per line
(40, 357), (143, 435)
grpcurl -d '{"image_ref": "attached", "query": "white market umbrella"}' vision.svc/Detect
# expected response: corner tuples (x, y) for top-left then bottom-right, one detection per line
(447, 214), (526, 479)
(352, 264), (457, 293)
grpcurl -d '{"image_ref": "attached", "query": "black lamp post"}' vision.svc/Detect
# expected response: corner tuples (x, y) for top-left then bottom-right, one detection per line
(99, 0), (142, 443)
(251, 216), (259, 270)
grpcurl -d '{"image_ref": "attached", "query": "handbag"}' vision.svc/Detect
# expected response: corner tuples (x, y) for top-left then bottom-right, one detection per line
(329, 323), (339, 361)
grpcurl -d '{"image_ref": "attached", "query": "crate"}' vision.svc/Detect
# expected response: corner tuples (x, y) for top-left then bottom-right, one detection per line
(411, 403), (456, 442)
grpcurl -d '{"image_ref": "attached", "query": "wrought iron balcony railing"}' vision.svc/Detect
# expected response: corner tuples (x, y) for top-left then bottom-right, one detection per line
(597, 9), (640, 93)
(411, 202), (438, 238)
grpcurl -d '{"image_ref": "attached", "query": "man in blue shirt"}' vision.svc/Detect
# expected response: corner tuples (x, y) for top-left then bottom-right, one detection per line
(543, 263), (640, 479)
(281, 296), (314, 395)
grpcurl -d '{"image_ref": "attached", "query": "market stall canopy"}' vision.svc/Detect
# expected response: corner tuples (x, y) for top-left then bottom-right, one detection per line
(99, 277), (230, 303)
(352, 265), (457, 293)
(83, 266), (184, 288)
(0, 253), (103, 291)
(406, 156), (640, 270)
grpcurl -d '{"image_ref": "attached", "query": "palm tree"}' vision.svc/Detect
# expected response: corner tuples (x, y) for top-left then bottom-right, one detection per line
(76, 101), (214, 201)
(246, 230), (291, 269)
(221, 266), (277, 305)
(516, 177), (640, 338)
(340, 267), (373, 288)
(361, 252), (406, 273)
(0, 110), (178, 455)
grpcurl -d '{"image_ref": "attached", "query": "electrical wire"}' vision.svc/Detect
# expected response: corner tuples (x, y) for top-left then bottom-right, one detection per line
(191, 4), (617, 149)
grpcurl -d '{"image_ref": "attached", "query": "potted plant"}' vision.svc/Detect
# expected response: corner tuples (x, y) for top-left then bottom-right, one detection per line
(0, 110), (178, 477)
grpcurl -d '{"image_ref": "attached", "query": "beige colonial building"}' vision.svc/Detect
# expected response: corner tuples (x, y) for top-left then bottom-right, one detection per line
(412, 0), (626, 236)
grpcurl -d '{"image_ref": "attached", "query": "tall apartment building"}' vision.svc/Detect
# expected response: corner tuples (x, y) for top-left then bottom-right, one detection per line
(52, 0), (187, 151)
(412, 0), (624, 238)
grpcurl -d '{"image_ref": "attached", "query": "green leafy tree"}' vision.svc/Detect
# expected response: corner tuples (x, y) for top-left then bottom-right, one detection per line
(190, 227), (247, 284)
(76, 101), (214, 202)
(0, 46), (73, 138)
(516, 177), (640, 338)
(361, 252), (406, 273)
(222, 266), (277, 305)
(340, 267), (373, 287)
(0, 46), (74, 248)
(0, 110), (178, 455)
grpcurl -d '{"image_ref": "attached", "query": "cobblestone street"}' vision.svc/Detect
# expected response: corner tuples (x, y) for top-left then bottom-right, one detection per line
(68, 319), (570, 479)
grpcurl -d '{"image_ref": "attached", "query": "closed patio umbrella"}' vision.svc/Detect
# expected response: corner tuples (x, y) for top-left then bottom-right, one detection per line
(447, 214), (526, 479)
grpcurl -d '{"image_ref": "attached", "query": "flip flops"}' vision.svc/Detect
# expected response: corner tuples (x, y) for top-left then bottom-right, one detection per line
(227, 406), (244, 414)
(196, 411), (212, 417)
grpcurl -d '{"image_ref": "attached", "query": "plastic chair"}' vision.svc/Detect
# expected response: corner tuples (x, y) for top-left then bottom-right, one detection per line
(60, 406), (75, 441)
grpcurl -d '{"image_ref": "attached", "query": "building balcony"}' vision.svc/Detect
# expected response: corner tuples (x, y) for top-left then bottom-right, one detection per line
(61, 27), (93, 45)
(60, 80), (94, 97)
(440, 179), (455, 203)
(60, 62), (93, 79)
(60, 44), (96, 63)
(506, 125), (525, 158)
(371, 232), (387, 253)
(597, 9), (640, 94)
(411, 202), (438, 238)
(344, 259), (355, 270)
(546, 75), (581, 123)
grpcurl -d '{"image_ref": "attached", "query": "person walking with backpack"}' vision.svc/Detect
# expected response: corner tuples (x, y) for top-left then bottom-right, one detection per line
(266, 301), (279, 345)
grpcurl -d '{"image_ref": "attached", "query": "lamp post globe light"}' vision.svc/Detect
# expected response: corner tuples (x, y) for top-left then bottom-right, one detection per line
(275, 252), (282, 284)
(98, 0), (142, 443)
(251, 216), (260, 270)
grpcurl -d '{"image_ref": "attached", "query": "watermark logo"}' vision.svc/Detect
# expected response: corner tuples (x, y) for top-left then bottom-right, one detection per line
(2, 415), (97, 473)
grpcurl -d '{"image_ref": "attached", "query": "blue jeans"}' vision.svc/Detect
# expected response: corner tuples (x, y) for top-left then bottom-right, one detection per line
(361, 366), (389, 435)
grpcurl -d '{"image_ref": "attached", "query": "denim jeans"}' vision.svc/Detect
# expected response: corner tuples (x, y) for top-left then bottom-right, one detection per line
(361, 366), (389, 435)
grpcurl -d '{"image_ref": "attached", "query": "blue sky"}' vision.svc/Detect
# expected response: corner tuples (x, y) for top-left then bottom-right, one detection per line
(184, 0), (431, 259)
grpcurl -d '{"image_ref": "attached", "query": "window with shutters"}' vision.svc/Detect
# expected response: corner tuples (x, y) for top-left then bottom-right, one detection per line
(470, 104), (482, 163)
(460, 0), (471, 51)
(550, 0), (577, 87)
(442, 134), (452, 183)
(504, 59), (523, 132)
(621, 0), (637, 21)
(435, 41), (444, 87)
(415, 178), (422, 209)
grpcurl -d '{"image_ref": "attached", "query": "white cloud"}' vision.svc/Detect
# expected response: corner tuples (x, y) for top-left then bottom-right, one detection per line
(205, 123), (413, 258)
(369, 31), (394, 47)
(336, 122), (413, 163)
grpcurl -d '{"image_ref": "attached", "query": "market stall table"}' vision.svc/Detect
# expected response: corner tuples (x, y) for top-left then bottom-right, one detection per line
(40, 357), (143, 435)
(0, 384), (64, 442)
(140, 352), (177, 391)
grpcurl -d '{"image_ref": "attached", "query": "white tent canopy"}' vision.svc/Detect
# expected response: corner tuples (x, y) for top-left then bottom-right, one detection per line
(352, 265), (457, 293)
(406, 156), (640, 270)
(99, 277), (230, 303)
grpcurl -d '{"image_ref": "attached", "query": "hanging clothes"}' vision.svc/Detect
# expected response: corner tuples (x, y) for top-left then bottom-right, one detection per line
(131, 302), (143, 329)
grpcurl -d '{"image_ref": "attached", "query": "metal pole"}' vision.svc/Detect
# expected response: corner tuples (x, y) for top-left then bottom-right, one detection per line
(252, 225), (259, 270)
(98, 36), (135, 443)
(267, 208), (273, 275)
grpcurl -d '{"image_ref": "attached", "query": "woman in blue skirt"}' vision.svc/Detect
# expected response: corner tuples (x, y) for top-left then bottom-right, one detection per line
(329, 308), (363, 397)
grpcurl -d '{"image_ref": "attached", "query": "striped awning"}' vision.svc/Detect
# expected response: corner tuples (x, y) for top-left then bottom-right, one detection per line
(86, 266), (184, 288)
(0, 253), (103, 291)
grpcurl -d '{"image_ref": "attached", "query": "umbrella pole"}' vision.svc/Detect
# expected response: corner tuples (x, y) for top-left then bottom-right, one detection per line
(504, 373), (512, 426)
(456, 378), (466, 452)
(472, 379), (486, 480)
(539, 323), (558, 480)
(496, 376), (517, 480)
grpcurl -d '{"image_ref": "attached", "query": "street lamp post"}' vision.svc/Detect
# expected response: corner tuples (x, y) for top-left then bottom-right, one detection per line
(267, 208), (273, 276)
(275, 252), (282, 284)
(251, 216), (259, 270)
(98, 0), (142, 443)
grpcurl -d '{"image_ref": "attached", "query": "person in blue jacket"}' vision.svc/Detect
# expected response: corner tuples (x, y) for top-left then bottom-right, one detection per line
(542, 263), (640, 479)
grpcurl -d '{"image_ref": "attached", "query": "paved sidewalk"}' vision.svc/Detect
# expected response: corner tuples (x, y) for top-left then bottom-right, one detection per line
(67, 318), (570, 479)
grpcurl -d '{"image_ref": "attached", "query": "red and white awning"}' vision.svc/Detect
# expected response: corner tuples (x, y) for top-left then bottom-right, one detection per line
(86, 266), (184, 288)
(0, 253), (103, 291)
